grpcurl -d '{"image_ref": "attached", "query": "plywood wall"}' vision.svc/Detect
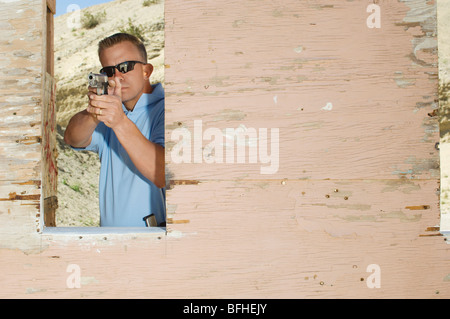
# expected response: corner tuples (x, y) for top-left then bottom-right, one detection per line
(0, 0), (448, 299)
(162, 0), (448, 298)
(0, 0), (46, 250)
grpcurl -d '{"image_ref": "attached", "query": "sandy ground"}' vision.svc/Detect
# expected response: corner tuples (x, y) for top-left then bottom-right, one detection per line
(54, 0), (164, 226)
(438, 1), (450, 229)
(438, 1), (450, 83)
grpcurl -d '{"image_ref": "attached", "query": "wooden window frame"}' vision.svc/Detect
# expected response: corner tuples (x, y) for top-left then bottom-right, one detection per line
(40, 0), (166, 238)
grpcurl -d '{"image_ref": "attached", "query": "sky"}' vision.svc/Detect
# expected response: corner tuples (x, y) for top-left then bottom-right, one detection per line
(55, 0), (115, 16)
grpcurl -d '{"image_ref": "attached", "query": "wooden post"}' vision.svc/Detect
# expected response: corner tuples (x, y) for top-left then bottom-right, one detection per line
(42, 72), (57, 227)
(41, 0), (57, 227)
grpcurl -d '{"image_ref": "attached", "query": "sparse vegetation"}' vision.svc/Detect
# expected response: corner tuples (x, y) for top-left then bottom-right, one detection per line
(439, 80), (450, 140)
(63, 179), (82, 193)
(143, 0), (159, 6)
(439, 80), (450, 104)
(81, 10), (106, 29)
(119, 18), (148, 42)
(149, 21), (164, 32)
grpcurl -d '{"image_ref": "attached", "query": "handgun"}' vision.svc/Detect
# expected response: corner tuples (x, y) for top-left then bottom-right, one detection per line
(88, 72), (108, 95)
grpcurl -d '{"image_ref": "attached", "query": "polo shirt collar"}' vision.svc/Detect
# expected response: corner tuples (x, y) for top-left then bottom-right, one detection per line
(122, 83), (164, 114)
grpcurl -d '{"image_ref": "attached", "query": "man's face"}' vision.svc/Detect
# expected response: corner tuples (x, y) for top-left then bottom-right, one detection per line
(99, 41), (152, 108)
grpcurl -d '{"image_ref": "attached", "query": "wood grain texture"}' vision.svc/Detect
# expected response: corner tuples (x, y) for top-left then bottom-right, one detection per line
(0, 0), (45, 246)
(165, 0), (439, 181)
(0, 180), (447, 298)
(42, 73), (57, 227)
(0, 0), (448, 299)
(161, 0), (448, 298)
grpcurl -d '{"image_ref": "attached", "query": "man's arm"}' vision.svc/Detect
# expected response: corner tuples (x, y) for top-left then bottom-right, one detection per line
(64, 109), (99, 148)
(113, 118), (165, 188)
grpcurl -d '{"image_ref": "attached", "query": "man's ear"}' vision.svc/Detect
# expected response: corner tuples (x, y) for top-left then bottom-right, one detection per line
(143, 63), (154, 80)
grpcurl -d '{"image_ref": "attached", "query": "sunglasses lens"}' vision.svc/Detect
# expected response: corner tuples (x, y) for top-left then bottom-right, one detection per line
(100, 67), (115, 77)
(118, 61), (136, 74)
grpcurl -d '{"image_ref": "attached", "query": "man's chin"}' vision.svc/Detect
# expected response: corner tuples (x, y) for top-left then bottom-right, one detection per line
(121, 89), (132, 100)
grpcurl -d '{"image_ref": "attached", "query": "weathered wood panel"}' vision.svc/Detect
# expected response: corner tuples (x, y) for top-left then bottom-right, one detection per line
(165, 0), (439, 182)
(0, 0), (448, 300)
(161, 0), (449, 299)
(0, 179), (446, 298)
(0, 0), (46, 248)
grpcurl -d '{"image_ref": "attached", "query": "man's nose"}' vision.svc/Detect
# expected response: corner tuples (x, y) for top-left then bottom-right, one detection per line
(113, 68), (124, 79)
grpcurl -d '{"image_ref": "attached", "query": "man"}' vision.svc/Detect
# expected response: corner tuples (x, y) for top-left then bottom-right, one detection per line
(64, 33), (165, 227)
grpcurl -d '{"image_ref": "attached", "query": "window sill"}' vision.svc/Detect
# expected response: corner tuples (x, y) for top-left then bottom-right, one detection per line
(41, 226), (166, 241)
(441, 231), (450, 244)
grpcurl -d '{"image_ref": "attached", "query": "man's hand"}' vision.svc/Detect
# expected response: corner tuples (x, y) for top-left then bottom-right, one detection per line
(87, 77), (126, 129)
(85, 75), (165, 188)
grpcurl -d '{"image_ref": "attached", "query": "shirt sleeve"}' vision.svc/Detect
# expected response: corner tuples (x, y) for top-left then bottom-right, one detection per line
(71, 122), (107, 156)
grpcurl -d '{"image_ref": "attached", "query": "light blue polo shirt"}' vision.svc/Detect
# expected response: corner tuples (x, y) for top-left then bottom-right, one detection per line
(77, 83), (165, 227)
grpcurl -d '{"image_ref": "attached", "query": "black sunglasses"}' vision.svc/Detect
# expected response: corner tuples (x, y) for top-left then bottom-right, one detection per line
(100, 60), (146, 77)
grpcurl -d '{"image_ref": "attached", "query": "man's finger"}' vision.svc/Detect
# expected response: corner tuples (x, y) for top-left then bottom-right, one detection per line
(107, 79), (116, 95)
(113, 76), (122, 100)
(89, 93), (113, 105)
(88, 86), (98, 95)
